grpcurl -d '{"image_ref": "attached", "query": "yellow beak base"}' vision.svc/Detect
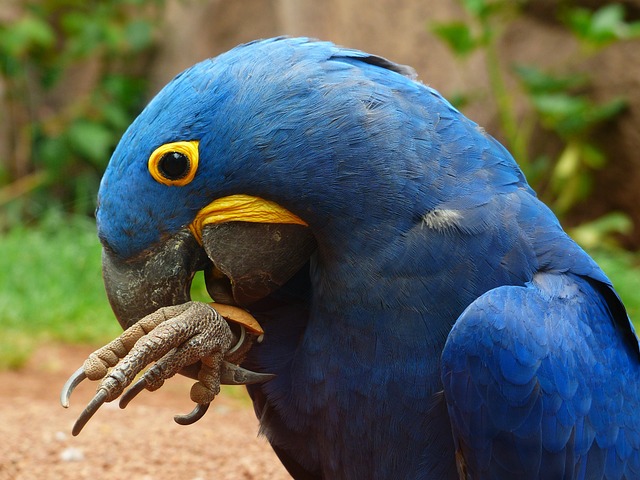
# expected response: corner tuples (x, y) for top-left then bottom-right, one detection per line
(189, 194), (307, 244)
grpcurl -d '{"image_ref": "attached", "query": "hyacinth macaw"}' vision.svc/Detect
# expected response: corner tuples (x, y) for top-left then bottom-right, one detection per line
(61, 37), (640, 479)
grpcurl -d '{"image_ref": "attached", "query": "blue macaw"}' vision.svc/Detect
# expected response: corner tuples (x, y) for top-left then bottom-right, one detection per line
(62, 37), (640, 479)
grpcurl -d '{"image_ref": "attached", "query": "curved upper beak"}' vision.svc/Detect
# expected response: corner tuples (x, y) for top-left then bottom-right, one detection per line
(101, 230), (209, 331)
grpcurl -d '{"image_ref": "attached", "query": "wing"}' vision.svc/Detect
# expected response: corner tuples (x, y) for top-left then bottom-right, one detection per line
(441, 272), (640, 479)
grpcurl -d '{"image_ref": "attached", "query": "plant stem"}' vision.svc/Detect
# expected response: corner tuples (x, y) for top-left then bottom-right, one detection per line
(485, 33), (527, 164)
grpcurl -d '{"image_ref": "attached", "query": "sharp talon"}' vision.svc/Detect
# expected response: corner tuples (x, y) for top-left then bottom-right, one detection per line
(119, 378), (147, 409)
(220, 361), (276, 385)
(60, 366), (88, 408)
(174, 403), (210, 425)
(72, 389), (109, 436)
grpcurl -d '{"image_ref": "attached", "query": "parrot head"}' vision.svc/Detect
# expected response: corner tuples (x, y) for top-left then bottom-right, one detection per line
(96, 36), (516, 337)
(97, 38), (330, 330)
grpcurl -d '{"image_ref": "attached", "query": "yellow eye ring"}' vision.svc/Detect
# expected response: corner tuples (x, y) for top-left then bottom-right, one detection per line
(148, 140), (199, 186)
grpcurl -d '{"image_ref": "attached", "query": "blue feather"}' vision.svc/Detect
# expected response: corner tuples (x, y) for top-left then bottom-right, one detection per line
(97, 37), (640, 478)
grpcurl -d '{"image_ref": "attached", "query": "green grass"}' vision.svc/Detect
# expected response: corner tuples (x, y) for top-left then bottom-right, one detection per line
(0, 212), (212, 370)
(0, 214), (638, 370)
(0, 212), (120, 368)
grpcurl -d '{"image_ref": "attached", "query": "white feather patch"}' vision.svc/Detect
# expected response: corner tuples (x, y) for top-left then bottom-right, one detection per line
(421, 209), (463, 231)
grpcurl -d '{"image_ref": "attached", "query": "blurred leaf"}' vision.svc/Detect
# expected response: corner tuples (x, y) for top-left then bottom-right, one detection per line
(570, 212), (633, 250)
(446, 91), (474, 110)
(102, 74), (147, 106)
(72, 171), (100, 214)
(552, 142), (580, 181)
(532, 93), (626, 137)
(581, 143), (606, 169)
(0, 14), (55, 57)
(461, 0), (510, 19)
(103, 21), (125, 52)
(531, 93), (588, 132)
(100, 103), (131, 130)
(590, 4), (634, 41)
(431, 22), (478, 56)
(560, 97), (626, 136)
(124, 20), (154, 52)
(584, 96), (627, 124)
(550, 142), (600, 214)
(34, 135), (69, 174)
(462, 0), (490, 17)
(514, 65), (588, 94)
(67, 122), (115, 166)
(564, 4), (640, 48)
(592, 4), (625, 31)
(531, 93), (586, 118)
(59, 10), (86, 36)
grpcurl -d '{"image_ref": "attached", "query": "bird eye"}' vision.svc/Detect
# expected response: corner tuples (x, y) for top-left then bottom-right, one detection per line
(159, 151), (190, 180)
(148, 140), (199, 186)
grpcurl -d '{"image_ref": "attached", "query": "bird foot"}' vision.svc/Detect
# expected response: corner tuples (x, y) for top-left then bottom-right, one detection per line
(60, 301), (274, 435)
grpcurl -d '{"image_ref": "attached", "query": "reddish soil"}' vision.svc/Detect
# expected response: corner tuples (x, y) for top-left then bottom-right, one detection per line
(0, 344), (290, 480)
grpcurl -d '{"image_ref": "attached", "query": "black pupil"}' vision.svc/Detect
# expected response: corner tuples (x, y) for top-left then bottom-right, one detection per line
(159, 151), (190, 180)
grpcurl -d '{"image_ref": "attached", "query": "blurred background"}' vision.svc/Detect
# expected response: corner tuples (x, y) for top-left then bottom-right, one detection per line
(2, 1), (640, 478)
(1, 0), (640, 367)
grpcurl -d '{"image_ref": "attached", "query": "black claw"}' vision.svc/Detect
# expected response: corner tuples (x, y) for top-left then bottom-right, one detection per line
(119, 377), (147, 409)
(174, 403), (210, 425)
(72, 389), (109, 436)
(60, 367), (87, 408)
(220, 361), (276, 385)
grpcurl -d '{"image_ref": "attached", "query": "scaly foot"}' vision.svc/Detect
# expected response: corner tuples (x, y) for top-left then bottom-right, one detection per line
(61, 301), (273, 435)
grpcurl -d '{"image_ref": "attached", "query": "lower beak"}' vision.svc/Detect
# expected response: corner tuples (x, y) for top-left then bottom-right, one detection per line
(200, 222), (316, 306)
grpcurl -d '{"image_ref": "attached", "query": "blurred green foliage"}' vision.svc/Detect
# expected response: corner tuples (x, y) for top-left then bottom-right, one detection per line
(0, 0), (164, 227)
(564, 3), (640, 48)
(0, 212), (116, 368)
(431, 1), (640, 218)
(0, 210), (212, 369)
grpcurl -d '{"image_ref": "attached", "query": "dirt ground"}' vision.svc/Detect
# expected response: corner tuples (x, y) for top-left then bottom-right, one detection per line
(0, 343), (291, 480)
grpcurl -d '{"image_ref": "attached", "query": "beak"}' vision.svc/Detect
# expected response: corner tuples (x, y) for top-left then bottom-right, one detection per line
(102, 217), (314, 381)
(102, 230), (209, 331)
(102, 198), (316, 330)
(200, 222), (316, 306)
(68, 198), (313, 430)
